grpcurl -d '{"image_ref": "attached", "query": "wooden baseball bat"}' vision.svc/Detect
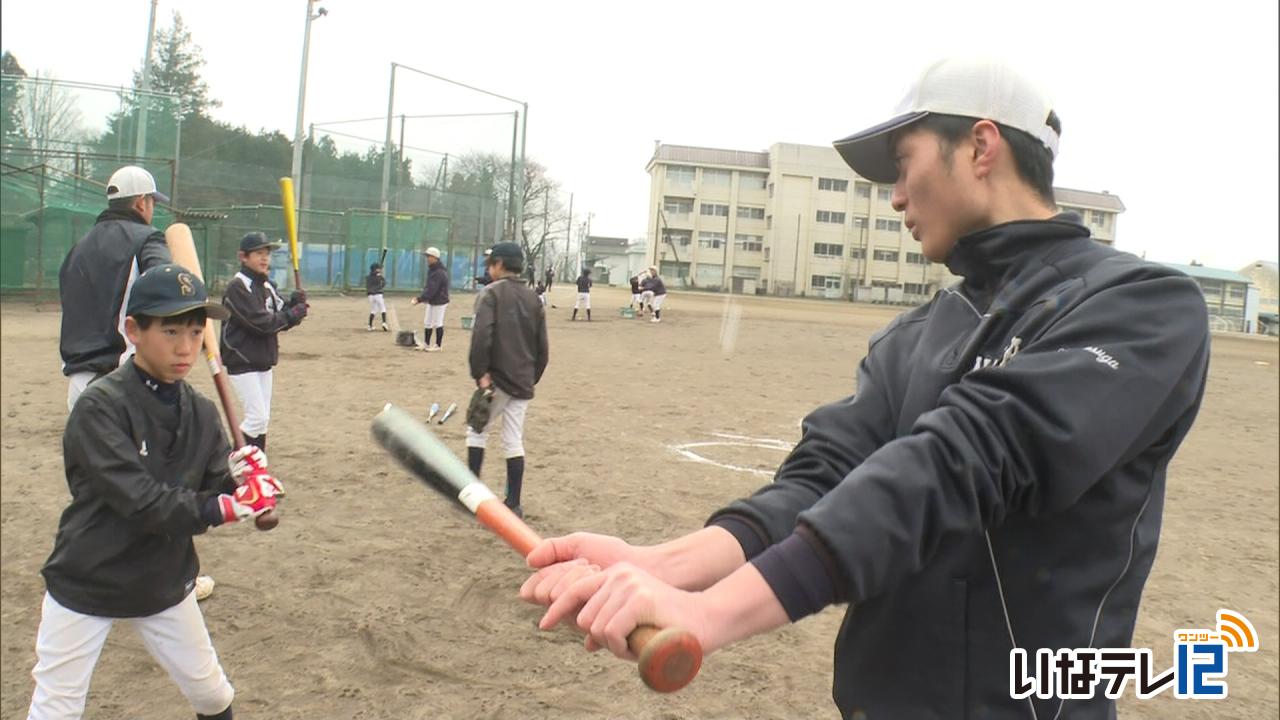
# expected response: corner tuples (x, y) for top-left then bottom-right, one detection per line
(370, 404), (703, 693)
(378, 247), (388, 270)
(165, 223), (278, 531)
(278, 178), (303, 291)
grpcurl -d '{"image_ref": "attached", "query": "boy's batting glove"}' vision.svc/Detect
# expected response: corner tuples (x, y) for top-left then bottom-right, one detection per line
(288, 289), (307, 306)
(214, 471), (284, 524)
(228, 446), (268, 484)
(286, 302), (308, 324)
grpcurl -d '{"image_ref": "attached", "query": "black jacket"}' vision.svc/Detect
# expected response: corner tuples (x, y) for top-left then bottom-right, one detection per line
(469, 277), (549, 399)
(576, 274), (592, 292)
(709, 216), (1210, 719)
(418, 261), (450, 305)
(58, 209), (171, 376)
(221, 267), (298, 374)
(366, 272), (385, 295)
(41, 359), (235, 618)
(641, 275), (667, 295)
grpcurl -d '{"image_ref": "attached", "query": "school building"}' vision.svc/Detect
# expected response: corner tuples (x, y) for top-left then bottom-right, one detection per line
(644, 142), (1124, 303)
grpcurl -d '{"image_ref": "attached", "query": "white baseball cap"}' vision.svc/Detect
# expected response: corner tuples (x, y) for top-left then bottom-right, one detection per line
(833, 57), (1060, 184)
(106, 165), (169, 203)
(423, 246), (441, 259)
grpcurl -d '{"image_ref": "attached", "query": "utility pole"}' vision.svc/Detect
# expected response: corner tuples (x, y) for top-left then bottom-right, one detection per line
(564, 192), (573, 282)
(290, 0), (325, 209)
(135, 0), (159, 157)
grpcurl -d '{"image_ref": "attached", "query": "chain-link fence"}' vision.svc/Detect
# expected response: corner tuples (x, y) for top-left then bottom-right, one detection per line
(0, 75), (511, 296)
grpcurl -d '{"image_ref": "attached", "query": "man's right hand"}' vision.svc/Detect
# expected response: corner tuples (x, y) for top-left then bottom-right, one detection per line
(520, 533), (645, 606)
(287, 302), (308, 324)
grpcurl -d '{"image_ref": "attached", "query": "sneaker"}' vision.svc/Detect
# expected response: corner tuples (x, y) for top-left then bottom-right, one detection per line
(421, 344), (432, 352)
(651, 317), (661, 323)
(426, 346), (442, 352)
(194, 575), (215, 601)
(367, 326), (374, 332)
(381, 323), (389, 331)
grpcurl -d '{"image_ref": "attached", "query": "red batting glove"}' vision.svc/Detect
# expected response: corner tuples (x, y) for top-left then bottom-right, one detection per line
(216, 471), (284, 524)
(228, 446), (267, 484)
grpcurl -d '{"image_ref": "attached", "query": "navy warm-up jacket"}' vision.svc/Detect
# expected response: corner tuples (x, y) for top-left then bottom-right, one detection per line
(709, 214), (1210, 719)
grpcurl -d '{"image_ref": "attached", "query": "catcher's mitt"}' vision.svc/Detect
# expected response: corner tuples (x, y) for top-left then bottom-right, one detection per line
(465, 386), (495, 430)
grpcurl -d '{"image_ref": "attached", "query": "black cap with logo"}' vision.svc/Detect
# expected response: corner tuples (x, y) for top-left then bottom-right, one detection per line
(126, 263), (230, 320)
(240, 231), (281, 253)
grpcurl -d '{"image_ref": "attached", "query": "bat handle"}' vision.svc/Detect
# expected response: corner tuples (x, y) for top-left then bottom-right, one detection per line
(629, 625), (703, 693)
(207, 349), (278, 532)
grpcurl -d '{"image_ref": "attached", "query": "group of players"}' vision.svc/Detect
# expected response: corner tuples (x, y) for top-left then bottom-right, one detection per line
(29, 56), (1217, 719)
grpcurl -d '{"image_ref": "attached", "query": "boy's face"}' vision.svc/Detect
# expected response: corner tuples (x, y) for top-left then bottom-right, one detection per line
(124, 316), (203, 383)
(889, 125), (987, 263)
(240, 247), (272, 275)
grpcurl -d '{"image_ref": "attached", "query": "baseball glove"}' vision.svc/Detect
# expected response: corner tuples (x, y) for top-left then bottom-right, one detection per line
(465, 386), (495, 430)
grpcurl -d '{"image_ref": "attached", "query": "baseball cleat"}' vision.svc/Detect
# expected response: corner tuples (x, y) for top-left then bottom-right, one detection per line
(194, 575), (215, 601)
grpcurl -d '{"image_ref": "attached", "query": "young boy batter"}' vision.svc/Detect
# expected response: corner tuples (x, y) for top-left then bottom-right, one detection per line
(220, 232), (308, 451)
(571, 267), (592, 321)
(365, 262), (388, 332)
(28, 263), (284, 719)
(466, 242), (549, 519)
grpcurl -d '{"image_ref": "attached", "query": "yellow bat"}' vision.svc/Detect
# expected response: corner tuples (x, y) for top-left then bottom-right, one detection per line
(278, 177), (302, 289)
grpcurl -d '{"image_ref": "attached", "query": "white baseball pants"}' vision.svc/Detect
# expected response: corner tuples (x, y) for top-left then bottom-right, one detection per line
(229, 370), (273, 437)
(574, 292), (591, 310)
(465, 387), (529, 458)
(423, 303), (448, 328)
(28, 591), (234, 719)
(65, 372), (97, 412)
(368, 293), (386, 313)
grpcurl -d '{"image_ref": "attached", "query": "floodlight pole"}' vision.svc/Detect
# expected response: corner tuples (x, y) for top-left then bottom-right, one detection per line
(135, 0), (159, 157)
(290, 0), (325, 209)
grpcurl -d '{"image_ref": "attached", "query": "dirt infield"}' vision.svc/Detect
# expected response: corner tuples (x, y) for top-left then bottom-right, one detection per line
(2, 286), (1276, 719)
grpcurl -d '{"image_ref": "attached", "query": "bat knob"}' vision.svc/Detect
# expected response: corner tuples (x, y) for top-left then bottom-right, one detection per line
(631, 626), (703, 693)
(254, 509), (279, 531)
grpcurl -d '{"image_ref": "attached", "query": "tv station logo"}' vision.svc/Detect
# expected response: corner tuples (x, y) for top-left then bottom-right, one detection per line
(1010, 609), (1259, 701)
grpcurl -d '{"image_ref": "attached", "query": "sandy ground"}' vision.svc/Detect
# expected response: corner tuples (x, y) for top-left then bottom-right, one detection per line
(2, 285), (1277, 719)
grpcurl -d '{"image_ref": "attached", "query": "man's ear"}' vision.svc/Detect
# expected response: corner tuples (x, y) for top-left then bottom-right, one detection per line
(970, 120), (1002, 179)
(123, 316), (142, 345)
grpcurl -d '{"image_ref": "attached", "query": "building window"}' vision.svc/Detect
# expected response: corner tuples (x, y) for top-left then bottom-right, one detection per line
(700, 203), (729, 217)
(813, 242), (844, 258)
(703, 168), (732, 186)
(766, 215), (772, 229)
(905, 252), (927, 265)
(763, 247), (771, 261)
(875, 218), (902, 232)
(667, 166), (695, 185)
(877, 187), (893, 201)
(852, 216), (868, 229)
(811, 274), (842, 290)
(737, 206), (765, 220)
(735, 234), (764, 252)
(903, 282), (930, 295)
(1227, 284), (1246, 302)
(816, 210), (846, 224)
(740, 172), (767, 191)
(663, 229), (692, 247)
(768, 182), (774, 198)
(849, 247), (866, 259)
(663, 197), (693, 216)
(855, 181), (871, 198)
(1091, 210), (1108, 227)
(818, 177), (849, 192)
(873, 249), (899, 262)
(699, 231), (726, 249)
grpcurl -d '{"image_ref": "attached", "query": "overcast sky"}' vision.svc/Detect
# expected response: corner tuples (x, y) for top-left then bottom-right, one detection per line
(3, 0), (1277, 270)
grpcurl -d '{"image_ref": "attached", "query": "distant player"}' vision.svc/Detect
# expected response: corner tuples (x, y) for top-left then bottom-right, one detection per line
(220, 232), (309, 451)
(411, 246), (449, 352)
(571, 267), (592, 321)
(27, 263), (284, 720)
(365, 263), (388, 332)
(58, 165), (172, 410)
(629, 273), (643, 314)
(640, 266), (668, 323)
(535, 282), (548, 307)
(466, 242), (549, 520)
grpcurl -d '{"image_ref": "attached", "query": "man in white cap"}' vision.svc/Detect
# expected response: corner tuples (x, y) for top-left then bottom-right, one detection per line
(411, 246), (450, 351)
(59, 165), (172, 410)
(520, 57), (1210, 718)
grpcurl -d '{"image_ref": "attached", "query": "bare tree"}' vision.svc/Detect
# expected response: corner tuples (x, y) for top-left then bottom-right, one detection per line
(448, 151), (571, 272)
(19, 73), (89, 170)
